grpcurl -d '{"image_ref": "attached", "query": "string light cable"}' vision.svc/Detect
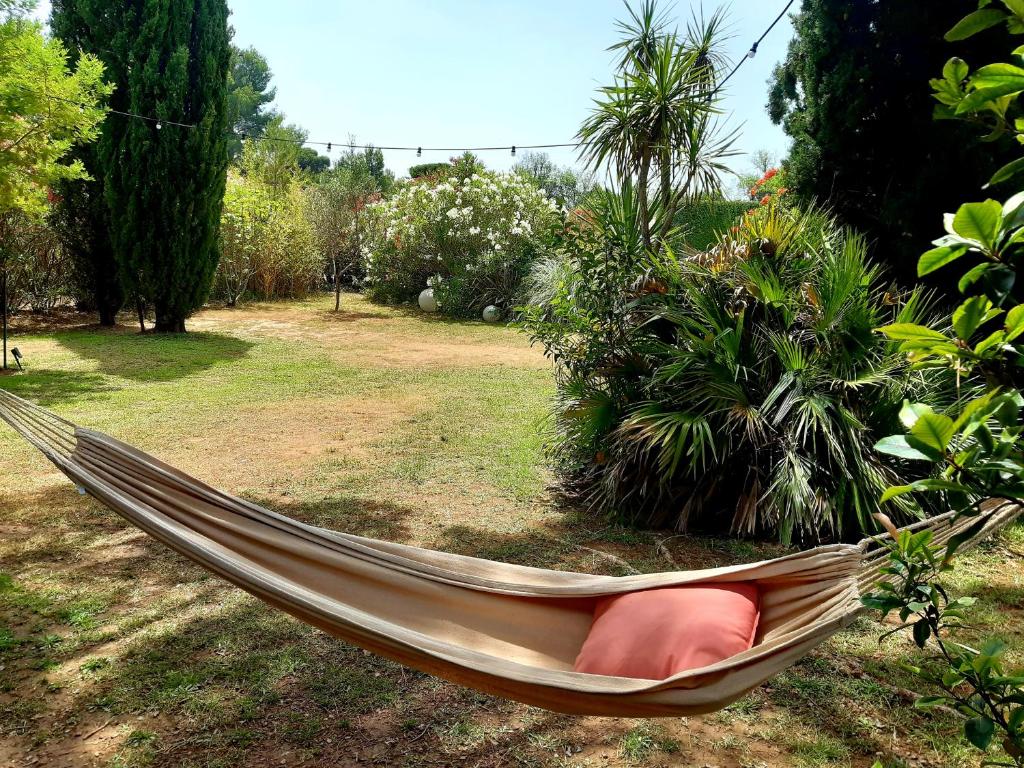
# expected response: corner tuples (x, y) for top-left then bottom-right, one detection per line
(709, 0), (796, 98)
(21, 0), (794, 154)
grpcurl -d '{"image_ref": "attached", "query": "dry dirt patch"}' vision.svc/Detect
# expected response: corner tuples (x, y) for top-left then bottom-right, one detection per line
(186, 297), (549, 370)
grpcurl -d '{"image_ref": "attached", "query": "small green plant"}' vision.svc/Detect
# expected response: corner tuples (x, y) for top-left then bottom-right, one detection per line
(863, 520), (1024, 765)
(0, 626), (17, 652)
(125, 729), (156, 748)
(617, 723), (658, 762)
(79, 656), (110, 674)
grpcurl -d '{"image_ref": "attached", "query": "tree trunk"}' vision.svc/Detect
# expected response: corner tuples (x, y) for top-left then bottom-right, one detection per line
(136, 297), (146, 333)
(98, 303), (118, 327)
(1, 269), (7, 371)
(154, 314), (186, 333)
(334, 256), (341, 311)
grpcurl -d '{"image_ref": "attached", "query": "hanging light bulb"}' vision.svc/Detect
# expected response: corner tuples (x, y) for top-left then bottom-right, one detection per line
(326, 142), (332, 153)
(511, 145), (516, 157)
(746, 42), (758, 59)
(156, 121), (163, 130)
(417, 147), (422, 157)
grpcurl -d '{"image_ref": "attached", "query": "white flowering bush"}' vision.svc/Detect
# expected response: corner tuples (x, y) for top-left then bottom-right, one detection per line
(362, 170), (564, 315)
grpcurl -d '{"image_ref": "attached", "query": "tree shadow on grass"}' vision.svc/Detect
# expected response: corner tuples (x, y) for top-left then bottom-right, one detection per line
(0, 369), (118, 407)
(24, 596), (576, 768)
(430, 515), (795, 577)
(386, 302), (494, 327)
(313, 307), (395, 324)
(54, 329), (254, 383)
(0, 483), (212, 589)
(316, 300), (499, 329)
(240, 494), (415, 544)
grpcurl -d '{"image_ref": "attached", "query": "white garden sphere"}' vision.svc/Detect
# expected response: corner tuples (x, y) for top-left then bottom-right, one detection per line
(482, 305), (501, 323)
(418, 288), (438, 313)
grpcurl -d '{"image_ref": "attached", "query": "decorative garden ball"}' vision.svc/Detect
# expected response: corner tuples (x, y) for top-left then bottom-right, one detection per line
(418, 288), (438, 313)
(482, 305), (501, 323)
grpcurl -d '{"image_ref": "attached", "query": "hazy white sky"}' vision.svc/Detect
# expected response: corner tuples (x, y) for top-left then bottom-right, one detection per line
(36, 1), (795, 182)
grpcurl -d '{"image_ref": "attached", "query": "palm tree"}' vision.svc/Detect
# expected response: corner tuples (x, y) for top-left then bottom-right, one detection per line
(578, 3), (738, 252)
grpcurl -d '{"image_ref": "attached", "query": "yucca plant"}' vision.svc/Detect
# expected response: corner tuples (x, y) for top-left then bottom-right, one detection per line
(523, 197), (958, 543)
(578, 1), (738, 253)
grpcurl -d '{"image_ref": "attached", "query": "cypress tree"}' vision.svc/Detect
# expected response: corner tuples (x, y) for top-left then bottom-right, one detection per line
(52, 166), (124, 326)
(768, 0), (1017, 285)
(51, 0), (230, 332)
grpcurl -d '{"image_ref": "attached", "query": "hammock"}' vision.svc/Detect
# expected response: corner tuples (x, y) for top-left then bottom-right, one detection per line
(0, 388), (1019, 718)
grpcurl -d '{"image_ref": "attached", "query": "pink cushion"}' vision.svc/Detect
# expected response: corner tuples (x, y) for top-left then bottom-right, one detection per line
(573, 584), (761, 680)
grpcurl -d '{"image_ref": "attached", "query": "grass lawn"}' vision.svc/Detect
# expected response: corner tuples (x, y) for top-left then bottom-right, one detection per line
(1, 293), (1022, 768)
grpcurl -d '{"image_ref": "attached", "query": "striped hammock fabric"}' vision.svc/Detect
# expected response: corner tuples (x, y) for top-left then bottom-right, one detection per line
(0, 388), (1019, 717)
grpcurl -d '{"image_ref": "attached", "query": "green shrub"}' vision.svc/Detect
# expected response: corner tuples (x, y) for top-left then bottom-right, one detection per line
(408, 162), (450, 180)
(362, 170), (564, 315)
(521, 194), (954, 542)
(0, 211), (72, 314)
(674, 199), (751, 251)
(215, 171), (321, 304)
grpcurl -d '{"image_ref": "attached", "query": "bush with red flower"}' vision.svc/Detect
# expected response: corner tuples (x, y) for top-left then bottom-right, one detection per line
(748, 167), (788, 204)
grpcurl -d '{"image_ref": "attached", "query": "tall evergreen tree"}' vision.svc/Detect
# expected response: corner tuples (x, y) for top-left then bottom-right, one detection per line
(52, 0), (230, 332)
(51, 167), (124, 325)
(50, 10), (123, 326)
(768, 0), (1017, 284)
(226, 45), (277, 159)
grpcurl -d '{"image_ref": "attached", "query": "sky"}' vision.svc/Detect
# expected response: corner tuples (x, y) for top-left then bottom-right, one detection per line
(35, 0), (795, 185)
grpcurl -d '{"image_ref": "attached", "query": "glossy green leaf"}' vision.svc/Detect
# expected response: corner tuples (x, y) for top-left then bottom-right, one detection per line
(900, 401), (933, 429)
(965, 716), (995, 750)
(910, 413), (956, 453)
(952, 392), (997, 432)
(878, 323), (950, 342)
(874, 435), (940, 461)
(880, 484), (915, 503)
(989, 156), (1024, 187)
(874, 435), (933, 461)
(953, 295), (1001, 339)
(919, 244), (970, 276)
(946, 8), (1009, 40)
(1007, 303), (1024, 333)
(951, 200), (1003, 249)
(1002, 190), (1024, 218)
(959, 262), (996, 292)
(973, 328), (1008, 355)
(945, 56), (970, 83)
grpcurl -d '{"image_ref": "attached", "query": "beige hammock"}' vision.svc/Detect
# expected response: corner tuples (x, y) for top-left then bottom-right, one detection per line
(0, 388), (1019, 718)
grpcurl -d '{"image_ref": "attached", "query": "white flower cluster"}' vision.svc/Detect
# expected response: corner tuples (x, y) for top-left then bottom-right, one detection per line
(361, 168), (565, 310)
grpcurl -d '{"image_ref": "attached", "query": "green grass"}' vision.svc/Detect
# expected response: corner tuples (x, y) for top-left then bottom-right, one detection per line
(0, 293), (1022, 768)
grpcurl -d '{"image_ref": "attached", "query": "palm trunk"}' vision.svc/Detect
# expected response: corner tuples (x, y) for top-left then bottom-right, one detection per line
(637, 153), (652, 251)
(658, 148), (672, 254)
(659, 166), (697, 246)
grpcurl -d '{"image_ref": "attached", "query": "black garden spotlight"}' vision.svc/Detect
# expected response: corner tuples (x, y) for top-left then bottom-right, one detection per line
(10, 347), (22, 371)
